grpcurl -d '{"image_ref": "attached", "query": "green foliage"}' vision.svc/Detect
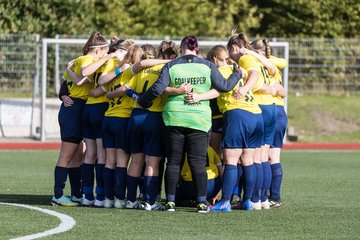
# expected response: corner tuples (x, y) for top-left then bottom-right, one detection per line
(1, 0), (359, 37)
(256, 0), (360, 37)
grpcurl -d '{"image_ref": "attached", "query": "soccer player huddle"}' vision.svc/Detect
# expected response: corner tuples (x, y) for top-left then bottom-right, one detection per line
(51, 31), (288, 213)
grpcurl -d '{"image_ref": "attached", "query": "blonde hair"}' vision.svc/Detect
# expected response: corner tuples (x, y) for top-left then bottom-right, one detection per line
(118, 45), (146, 67)
(251, 38), (271, 58)
(227, 32), (253, 51)
(158, 40), (178, 60)
(207, 45), (235, 65)
(141, 44), (156, 59)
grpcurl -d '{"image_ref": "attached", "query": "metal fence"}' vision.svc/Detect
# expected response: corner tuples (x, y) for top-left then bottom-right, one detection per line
(0, 35), (360, 96)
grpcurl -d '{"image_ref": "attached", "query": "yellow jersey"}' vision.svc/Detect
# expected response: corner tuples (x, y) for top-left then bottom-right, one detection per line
(181, 146), (221, 181)
(216, 65), (261, 114)
(239, 54), (274, 105)
(271, 68), (285, 106)
(105, 68), (135, 118)
(62, 55), (94, 100)
(86, 59), (119, 104)
(269, 55), (288, 70)
(126, 64), (167, 112)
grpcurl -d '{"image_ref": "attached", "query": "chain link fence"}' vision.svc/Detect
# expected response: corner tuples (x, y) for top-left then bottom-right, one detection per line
(1, 35), (359, 96)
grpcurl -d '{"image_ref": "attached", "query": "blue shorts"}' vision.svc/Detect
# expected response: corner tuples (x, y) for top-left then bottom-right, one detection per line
(127, 108), (164, 157)
(259, 104), (277, 145)
(271, 106), (288, 148)
(222, 109), (263, 149)
(211, 117), (223, 134)
(82, 102), (108, 139)
(102, 116), (129, 151)
(58, 98), (86, 143)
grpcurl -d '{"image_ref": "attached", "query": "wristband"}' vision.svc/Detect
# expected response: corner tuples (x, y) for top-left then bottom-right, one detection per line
(114, 68), (121, 76)
(125, 88), (139, 101)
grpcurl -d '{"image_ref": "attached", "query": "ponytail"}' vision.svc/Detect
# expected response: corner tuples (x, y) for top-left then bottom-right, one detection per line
(82, 32), (108, 55)
(251, 38), (271, 58)
(227, 32), (253, 51)
(262, 38), (271, 58)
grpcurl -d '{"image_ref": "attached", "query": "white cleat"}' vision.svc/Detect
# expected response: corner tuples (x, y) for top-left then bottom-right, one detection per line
(114, 199), (127, 209)
(261, 199), (270, 210)
(251, 200), (262, 210)
(104, 198), (115, 208)
(144, 202), (165, 211)
(126, 200), (144, 210)
(82, 198), (94, 206)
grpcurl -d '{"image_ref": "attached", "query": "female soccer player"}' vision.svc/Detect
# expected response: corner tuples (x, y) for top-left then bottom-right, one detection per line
(80, 38), (128, 207)
(125, 42), (178, 211)
(251, 38), (288, 207)
(137, 35), (243, 213)
(52, 32), (109, 206)
(100, 45), (146, 208)
(227, 32), (277, 210)
(186, 45), (261, 212)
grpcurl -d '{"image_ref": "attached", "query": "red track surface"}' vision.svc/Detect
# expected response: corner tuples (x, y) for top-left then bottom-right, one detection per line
(0, 142), (359, 150)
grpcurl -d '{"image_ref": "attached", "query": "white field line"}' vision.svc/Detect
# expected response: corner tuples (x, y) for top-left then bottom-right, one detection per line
(0, 202), (76, 240)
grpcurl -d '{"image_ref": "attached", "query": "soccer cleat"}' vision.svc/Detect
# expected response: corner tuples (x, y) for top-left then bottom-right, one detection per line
(94, 199), (104, 207)
(261, 199), (270, 210)
(144, 202), (165, 211)
(165, 201), (176, 212)
(126, 200), (144, 210)
(82, 198), (95, 206)
(239, 199), (253, 210)
(197, 202), (210, 213)
(231, 194), (240, 203)
(71, 196), (83, 205)
(104, 198), (115, 208)
(51, 195), (78, 207)
(269, 199), (282, 208)
(114, 199), (127, 209)
(210, 200), (231, 212)
(251, 200), (261, 210)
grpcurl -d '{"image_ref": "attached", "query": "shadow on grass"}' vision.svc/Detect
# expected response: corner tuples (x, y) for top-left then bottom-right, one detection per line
(0, 194), (53, 206)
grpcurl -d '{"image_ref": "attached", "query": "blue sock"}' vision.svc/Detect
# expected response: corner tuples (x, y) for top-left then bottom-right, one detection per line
(103, 167), (115, 200)
(238, 166), (245, 199)
(232, 164), (243, 196)
(68, 167), (82, 198)
(54, 166), (68, 199)
(243, 164), (256, 201)
(81, 163), (95, 200)
(221, 164), (238, 201)
(270, 163), (283, 201)
(251, 163), (263, 202)
(261, 161), (272, 202)
(144, 176), (159, 205)
(115, 167), (127, 200)
(95, 164), (105, 200)
(127, 175), (139, 202)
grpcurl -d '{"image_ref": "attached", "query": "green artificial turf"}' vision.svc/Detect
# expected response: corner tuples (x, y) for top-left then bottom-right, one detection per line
(0, 150), (359, 240)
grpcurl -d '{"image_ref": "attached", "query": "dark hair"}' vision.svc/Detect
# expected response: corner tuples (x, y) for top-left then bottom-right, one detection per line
(158, 40), (178, 60)
(108, 37), (125, 54)
(251, 38), (271, 58)
(82, 32), (108, 55)
(227, 32), (253, 52)
(141, 44), (156, 59)
(180, 35), (199, 54)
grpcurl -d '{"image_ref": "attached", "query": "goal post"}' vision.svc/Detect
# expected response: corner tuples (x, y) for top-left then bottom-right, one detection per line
(40, 38), (289, 142)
